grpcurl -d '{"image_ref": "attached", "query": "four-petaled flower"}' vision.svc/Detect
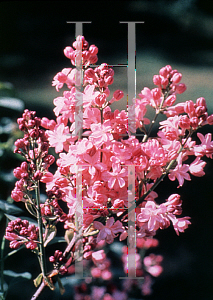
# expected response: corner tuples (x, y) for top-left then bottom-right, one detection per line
(93, 217), (124, 244)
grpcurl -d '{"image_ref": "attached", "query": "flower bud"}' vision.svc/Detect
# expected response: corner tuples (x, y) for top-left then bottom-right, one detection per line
(89, 44), (98, 55)
(89, 55), (98, 64)
(164, 94), (176, 106)
(63, 46), (74, 59)
(196, 97), (207, 108)
(207, 114), (213, 125)
(179, 115), (190, 129)
(184, 100), (195, 115)
(175, 83), (187, 94)
(105, 75), (114, 85)
(113, 89), (124, 101)
(40, 172), (53, 183)
(195, 105), (207, 117)
(171, 72), (182, 84)
(153, 75), (161, 86)
(190, 116), (199, 129)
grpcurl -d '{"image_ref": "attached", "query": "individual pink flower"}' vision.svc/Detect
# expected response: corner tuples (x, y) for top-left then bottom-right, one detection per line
(168, 156), (191, 187)
(169, 216), (191, 235)
(137, 201), (166, 232)
(193, 132), (213, 158)
(93, 217), (124, 244)
(52, 68), (72, 91)
(101, 163), (128, 190)
(189, 157), (206, 177)
(47, 123), (71, 153)
(143, 254), (163, 277)
(89, 120), (113, 148)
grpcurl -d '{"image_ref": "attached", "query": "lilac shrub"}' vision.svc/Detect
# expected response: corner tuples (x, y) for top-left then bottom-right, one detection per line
(3, 35), (213, 299)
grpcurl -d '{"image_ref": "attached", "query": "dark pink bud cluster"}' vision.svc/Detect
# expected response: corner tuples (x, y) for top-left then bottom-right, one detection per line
(153, 65), (186, 95)
(84, 63), (114, 94)
(5, 218), (39, 250)
(12, 110), (55, 202)
(64, 35), (98, 67)
(41, 198), (67, 222)
(182, 97), (213, 128)
(165, 194), (182, 215)
(49, 250), (68, 275)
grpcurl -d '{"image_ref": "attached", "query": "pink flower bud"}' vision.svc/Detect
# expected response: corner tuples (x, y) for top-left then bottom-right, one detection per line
(113, 89), (124, 101)
(90, 55), (98, 64)
(179, 115), (191, 129)
(207, 114), (213, 125)
(29, 128), (39, 139)
(167, 194), (181, 205)
(84, 68), (96, 79)
(41, 117), (49, 129)
(164, 94), (176, 106)
(195, 105), (207, 117)
(40, 172), (53, 183)
(59, 266), (68, 275)
(98, 78), (105, 87)
(33, 170), (43, 181)
(14, 139), (25, 149)
(196, 97), (207, 108)
(171, 72), (182, 84)
(11, 188), (24, 202)
(49, 256), (55, 263)
(92, 250), (106, 264)
(94, 94), (107, 107)
(159, 66), (170, 78)
(161, 77), (169, 87)
(153, 75), (161, 86)
(104, 87), (110, 97)
(82, 50), (90, 60)
(175, 83), (187, 94)
(63, 46), (74, 59)
(151, 87), (161, 101)
(105, 75), (114, 85)
(184, 100), (195, 115)
(89, 44), (98, 55)
(55, 177), (69, 188)
(190, 116), (199, 129)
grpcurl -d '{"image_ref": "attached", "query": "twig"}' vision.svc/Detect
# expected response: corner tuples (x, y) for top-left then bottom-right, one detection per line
(31, 281), (46, 300)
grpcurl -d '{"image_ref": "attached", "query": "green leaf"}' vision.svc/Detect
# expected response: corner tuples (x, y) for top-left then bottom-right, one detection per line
(0, 97), (24, 112)
(0, 200), (23, 215)
(3, 270), (31, 279)
(45, 236), (66, 246)
(4, 245), (25, 260)
(33, 273), (43, 287)
(44, 225), (57, 247)
(57, 277), (65, 295)
(64, 229), (74, 245)
(25, 201), (37, 217)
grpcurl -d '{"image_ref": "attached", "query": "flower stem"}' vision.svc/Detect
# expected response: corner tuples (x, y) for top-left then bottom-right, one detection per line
(35, 181), (47, 280)
(31, 281), (46, 300)
(142, 90), (169, 143)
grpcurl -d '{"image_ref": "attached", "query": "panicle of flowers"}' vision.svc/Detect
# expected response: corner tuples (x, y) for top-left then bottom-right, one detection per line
(4, 35), (213, 298)
(44, 35), (213, 245)
(5, 218), (39, 250)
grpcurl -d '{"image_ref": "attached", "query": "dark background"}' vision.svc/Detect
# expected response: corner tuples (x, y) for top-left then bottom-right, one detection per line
(1, 1), (213, 299)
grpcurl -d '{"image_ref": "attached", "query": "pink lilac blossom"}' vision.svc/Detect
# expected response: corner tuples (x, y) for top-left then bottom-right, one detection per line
(8, 35), (213, 299)
(93, 217), (124, 244)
